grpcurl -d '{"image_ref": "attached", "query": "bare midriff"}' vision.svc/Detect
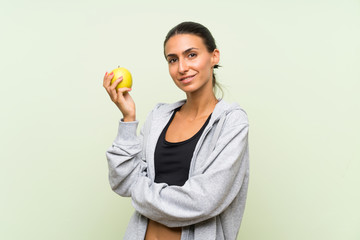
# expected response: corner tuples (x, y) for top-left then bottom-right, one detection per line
(144, 219), (181, 240)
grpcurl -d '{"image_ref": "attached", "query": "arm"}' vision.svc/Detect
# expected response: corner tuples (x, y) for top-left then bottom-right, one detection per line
(104, 71), (147, 197)
(106, 120), (145, 197)
(130, 112), (249, 227)
(106, 106), (157, 197)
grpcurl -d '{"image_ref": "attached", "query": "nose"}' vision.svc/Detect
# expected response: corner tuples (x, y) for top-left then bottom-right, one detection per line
(178, 58), (189, 74)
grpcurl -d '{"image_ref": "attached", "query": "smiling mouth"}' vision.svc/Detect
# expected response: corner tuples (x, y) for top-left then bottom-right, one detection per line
(179, 74), (196, 82)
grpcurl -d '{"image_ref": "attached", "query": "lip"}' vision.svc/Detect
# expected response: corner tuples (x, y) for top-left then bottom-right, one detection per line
(179, 74), (196, 83)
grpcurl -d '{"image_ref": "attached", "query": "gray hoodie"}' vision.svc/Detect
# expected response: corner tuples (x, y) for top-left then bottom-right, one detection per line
(106, 99), (249, 240)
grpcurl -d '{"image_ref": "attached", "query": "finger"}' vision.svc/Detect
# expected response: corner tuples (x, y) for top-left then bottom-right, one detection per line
(109, 76), (123, 91)
(106, 74), (119, 100)
(116, 88), (131, 104)
(103, 72), (109, 88)
(109, 85), (118, 101)
(117, 87), (132, 94)
(104, 73), (118, 98)
(103, 72), (114, 88)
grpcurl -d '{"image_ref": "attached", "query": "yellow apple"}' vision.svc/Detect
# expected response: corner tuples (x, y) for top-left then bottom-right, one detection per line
(110, 67), (132, 89)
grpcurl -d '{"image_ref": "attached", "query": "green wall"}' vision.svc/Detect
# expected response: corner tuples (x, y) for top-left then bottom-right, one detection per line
(1, 0), (359, 239)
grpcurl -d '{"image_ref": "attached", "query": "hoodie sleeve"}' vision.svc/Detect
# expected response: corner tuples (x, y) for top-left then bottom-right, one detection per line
(106, 119), (147, 197)
(130, 110), (250, 227)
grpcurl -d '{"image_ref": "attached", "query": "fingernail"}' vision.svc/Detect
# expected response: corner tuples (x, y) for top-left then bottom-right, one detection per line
(105, 72), (108, 76)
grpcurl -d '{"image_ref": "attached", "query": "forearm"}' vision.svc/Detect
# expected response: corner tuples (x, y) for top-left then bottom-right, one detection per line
(131, 124), (249, 227)
(107, 119), (144, 197)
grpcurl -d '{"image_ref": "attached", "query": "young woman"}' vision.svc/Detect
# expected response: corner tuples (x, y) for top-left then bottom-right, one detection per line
(103, 22), (249, 240)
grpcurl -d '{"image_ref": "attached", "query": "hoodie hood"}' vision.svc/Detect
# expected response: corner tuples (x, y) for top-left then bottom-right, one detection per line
(152, 99), (244, 126)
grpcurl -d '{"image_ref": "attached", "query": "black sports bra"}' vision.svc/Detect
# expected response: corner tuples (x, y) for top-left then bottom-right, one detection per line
(154, 107), (211, 186)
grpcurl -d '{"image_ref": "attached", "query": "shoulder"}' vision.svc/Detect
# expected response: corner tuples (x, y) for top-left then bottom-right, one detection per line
(214, 100), (249, 128)
(226, 105), (249, 127)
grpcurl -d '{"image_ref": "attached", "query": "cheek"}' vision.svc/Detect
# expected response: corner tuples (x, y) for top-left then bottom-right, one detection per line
(195, 57), (212, 74)
(168, 65), (177, 79)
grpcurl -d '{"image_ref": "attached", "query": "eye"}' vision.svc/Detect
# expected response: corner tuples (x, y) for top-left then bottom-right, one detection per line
(188, 53), (197, 58)
(168, 58), (178, 64)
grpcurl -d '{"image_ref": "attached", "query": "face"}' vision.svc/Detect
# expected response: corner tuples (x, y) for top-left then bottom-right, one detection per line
(164, 34), (220, 94)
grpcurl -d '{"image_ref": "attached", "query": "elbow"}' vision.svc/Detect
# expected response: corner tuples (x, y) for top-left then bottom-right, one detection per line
(110, 183), (131, 198)
(109, 177), (132, 197)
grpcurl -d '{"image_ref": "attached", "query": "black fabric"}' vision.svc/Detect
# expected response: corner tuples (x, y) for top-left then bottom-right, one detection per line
(154, 107), (211, 186)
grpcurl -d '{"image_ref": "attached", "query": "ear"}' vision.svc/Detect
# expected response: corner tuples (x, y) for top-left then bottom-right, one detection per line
(211, 49), (220, 67)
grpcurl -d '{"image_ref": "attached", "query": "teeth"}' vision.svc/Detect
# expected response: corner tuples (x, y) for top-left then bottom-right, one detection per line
(182, 76), (193, 80)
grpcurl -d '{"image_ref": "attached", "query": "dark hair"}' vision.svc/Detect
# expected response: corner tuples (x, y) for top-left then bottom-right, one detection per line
(164, 21), (223, 96)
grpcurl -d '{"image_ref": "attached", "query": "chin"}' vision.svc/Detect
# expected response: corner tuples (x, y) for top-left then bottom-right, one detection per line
(182, 86), (205, 95)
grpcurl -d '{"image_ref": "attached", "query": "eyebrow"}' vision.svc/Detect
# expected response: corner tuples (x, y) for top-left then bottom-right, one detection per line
(166, 47), (199, 59)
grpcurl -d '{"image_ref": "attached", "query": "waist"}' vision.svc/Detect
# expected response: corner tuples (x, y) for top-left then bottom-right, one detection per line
(145, 219), (181, 240)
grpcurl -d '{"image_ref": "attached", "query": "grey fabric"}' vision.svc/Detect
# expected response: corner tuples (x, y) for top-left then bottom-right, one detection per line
(106, 99), (250, 240)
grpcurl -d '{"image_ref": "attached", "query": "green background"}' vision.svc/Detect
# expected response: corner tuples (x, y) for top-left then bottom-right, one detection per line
(1, 0), (359, 239)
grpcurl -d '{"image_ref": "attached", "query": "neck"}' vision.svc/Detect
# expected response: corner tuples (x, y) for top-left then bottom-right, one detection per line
(181, 88), (218, 120)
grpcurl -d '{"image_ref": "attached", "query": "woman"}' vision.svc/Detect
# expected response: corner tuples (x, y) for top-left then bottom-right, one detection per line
(103, 22), (249, 240)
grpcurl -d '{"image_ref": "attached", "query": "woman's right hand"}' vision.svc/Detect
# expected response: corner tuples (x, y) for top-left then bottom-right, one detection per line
(103, 72), (136, 122)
